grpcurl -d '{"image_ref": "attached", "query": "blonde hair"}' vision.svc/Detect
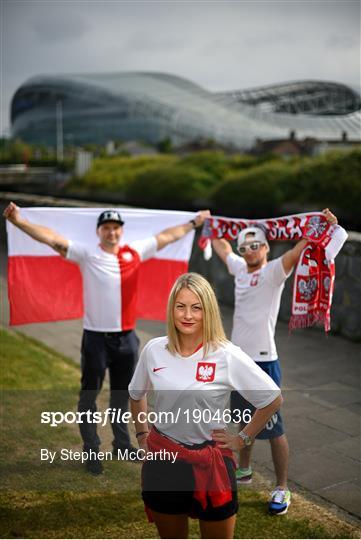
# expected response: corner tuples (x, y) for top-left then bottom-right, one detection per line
(166, 272), (227, 357)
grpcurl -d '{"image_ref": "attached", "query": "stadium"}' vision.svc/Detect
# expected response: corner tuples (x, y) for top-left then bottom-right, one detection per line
(10, 72), (361, 150)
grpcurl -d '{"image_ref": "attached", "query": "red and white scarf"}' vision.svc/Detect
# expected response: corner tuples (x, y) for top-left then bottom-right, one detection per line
(199, 213), (347, 332)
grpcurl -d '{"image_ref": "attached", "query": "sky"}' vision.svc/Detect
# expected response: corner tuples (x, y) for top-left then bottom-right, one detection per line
(1, 0), (360, 136)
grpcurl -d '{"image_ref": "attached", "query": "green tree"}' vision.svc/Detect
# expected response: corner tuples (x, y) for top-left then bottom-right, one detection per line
(157, 137), (173, 153)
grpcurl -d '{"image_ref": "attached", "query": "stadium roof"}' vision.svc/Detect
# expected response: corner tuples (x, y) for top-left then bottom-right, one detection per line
(11, 72), (361, 149)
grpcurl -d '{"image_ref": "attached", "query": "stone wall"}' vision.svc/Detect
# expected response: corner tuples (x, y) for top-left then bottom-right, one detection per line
(189, 230), (361, 342)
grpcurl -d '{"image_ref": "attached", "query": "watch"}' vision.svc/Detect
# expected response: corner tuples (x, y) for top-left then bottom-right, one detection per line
(238, 430), (252, 446)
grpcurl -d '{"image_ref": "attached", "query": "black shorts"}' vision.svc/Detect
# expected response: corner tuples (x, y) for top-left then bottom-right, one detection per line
(142, 454), (238, 521)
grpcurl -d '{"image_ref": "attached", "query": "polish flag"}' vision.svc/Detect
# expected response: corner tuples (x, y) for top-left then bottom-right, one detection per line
(6, 207), (196, 326)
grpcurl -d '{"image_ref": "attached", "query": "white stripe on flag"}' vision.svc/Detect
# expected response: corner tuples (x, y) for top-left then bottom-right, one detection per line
(6, 207), (196, 261)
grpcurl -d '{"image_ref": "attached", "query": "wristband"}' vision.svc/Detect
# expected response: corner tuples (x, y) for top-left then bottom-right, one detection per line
(136, 431), (149, 439)
(190, 219), (197, 228)
(239, 430), (252, 446)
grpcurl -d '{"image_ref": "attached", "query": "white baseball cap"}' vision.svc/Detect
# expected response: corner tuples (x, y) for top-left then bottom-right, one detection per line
(237, 226), (269, 249)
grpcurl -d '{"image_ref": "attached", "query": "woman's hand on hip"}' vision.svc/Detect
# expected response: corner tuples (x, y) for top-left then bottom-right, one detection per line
(212, 429), (242, 450)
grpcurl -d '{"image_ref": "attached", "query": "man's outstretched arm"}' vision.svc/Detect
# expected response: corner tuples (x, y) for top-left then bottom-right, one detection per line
(155, 210), (210, 251)
(282, 208), (339, 274)
(211, 238), (233, 265)
(3, 202), (69, 257)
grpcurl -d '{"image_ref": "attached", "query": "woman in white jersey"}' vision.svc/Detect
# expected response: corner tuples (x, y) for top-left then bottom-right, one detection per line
(129, 273), (282, 539)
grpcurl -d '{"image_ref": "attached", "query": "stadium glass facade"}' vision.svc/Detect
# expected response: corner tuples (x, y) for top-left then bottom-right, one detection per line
(11, 72), (361, 149)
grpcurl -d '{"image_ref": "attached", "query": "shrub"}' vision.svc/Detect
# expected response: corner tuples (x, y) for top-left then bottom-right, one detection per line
(179, 151), (229, 181)
(211, 161), (292, 217)
(125, 164), (213, 208)
(157, 137), (173, 153)
(280, 149), (361, 218)
(76, 155), (176, 191)
(67, 148), (360, 229)
(0, 139), (32, 163)
(226, 153), (282, 174)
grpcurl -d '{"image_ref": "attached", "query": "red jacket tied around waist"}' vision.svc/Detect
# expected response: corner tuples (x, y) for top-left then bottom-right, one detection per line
(146, 427), (235, 510)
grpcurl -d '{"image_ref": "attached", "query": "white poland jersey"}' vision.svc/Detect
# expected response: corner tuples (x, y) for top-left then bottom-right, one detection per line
(227, 254), (292, 362)
(129, 337), (280, 445)
(67, 237), (157, 331)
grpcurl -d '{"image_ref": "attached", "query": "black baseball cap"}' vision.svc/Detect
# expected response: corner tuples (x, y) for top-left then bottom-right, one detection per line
(97, 210), (124, 228)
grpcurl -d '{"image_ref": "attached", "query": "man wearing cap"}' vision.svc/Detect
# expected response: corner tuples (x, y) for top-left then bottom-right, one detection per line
(212, 209), (338, 515)
(3, 202), (209, 474)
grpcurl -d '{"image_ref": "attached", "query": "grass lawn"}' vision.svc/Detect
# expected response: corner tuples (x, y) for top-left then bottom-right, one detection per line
(0, 328), (359, 539)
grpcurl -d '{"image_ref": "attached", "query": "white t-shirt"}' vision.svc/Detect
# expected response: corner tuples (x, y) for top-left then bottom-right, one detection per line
(227, 254), (291, 362)
(66, 237), (157, 331)
(129, 337), (280, 444)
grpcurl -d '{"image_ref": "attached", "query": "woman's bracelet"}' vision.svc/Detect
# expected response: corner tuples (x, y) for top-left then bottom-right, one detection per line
(136, 431), (149, 439)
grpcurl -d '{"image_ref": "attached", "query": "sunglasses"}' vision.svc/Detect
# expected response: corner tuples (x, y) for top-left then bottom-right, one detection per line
(237, 241), (263, 255)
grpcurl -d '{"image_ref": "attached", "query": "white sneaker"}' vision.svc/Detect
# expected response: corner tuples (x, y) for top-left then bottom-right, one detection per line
(268, 487), (291, 515)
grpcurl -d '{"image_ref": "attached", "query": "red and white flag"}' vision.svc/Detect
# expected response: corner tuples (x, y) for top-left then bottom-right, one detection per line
(6, 207), (196, 326)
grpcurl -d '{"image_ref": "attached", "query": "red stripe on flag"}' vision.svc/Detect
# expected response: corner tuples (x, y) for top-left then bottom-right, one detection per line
(8, 256), (188, 326)
(137, 259), (188, 321)
(118, 246), (142, 331)
(8, 256), (83, 326)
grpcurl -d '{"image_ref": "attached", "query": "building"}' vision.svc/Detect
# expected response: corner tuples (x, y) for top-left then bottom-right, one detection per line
(11, 72), (361, 150)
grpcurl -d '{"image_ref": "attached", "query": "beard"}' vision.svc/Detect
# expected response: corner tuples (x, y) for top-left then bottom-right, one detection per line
(247, 259), (262, 268)
(246, 255), (268, 269)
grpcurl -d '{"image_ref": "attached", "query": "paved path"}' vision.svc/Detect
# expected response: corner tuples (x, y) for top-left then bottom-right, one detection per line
(1, 200), (360, 522)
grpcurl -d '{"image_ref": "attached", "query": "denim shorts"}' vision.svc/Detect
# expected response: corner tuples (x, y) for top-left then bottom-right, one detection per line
(230, 359), (284, 440)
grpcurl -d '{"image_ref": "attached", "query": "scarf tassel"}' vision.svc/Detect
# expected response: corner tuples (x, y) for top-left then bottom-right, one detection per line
(289, 311), (330, 332)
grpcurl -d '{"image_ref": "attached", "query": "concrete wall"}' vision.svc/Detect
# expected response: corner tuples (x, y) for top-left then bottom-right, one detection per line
(189, 231), (361, 342)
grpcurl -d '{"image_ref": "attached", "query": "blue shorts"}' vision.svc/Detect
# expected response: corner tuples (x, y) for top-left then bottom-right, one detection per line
(230, 359), (284, 440)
